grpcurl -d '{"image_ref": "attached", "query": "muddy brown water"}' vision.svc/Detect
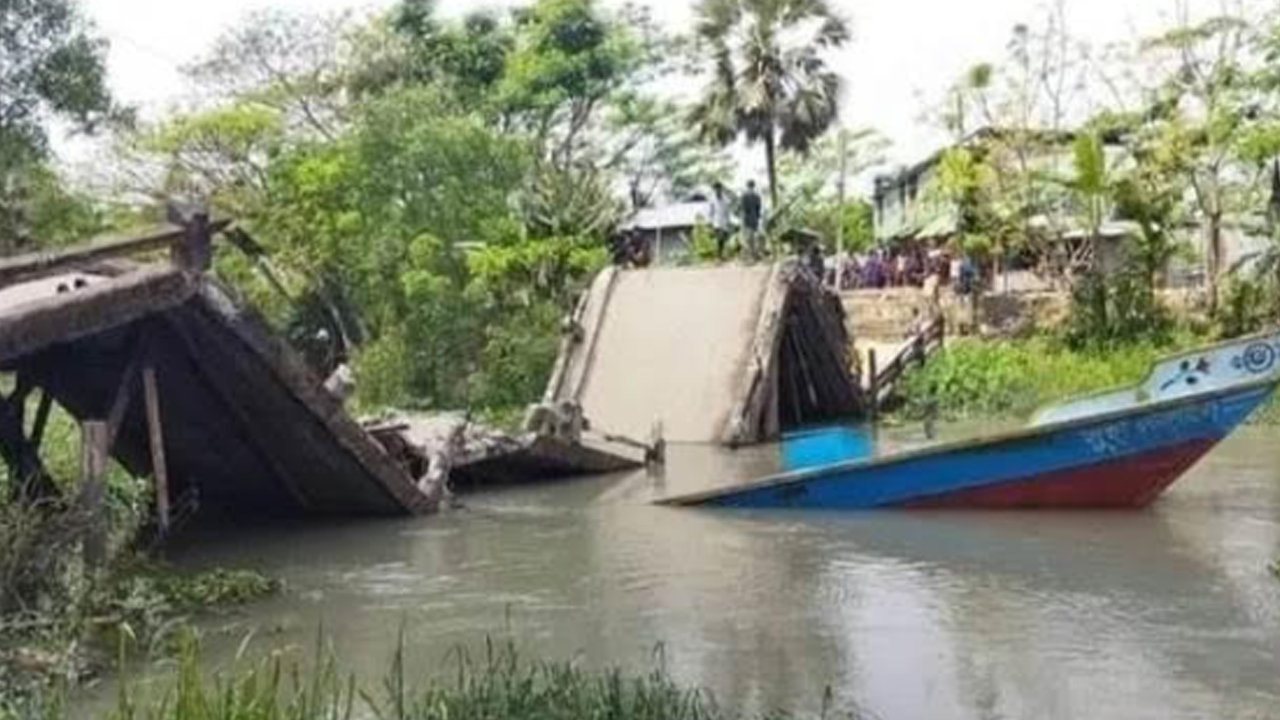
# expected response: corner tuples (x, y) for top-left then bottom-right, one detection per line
(84, 425), (1280, 719)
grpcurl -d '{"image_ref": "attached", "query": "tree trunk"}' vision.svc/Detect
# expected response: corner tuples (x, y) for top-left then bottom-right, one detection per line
(1206, 212), (1224, 316)
(764, 131), (779, 215)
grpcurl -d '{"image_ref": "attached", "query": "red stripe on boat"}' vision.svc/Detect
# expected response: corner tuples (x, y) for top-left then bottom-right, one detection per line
(903, 439), (1218, 509)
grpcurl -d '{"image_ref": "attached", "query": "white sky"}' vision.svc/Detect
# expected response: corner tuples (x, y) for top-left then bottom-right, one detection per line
(75, 0), (1227, 174)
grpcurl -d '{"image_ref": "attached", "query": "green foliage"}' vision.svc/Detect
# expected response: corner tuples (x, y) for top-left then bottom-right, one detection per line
(688, 223), (725, 263)
(932, 147), (998, 261)
(0, 499), (90, 618)
(249, 87), (536, 411)
(501, 0), (637, 113)
(467, 302), (565, 410)
(0, 0), (119, 251)
(92, 567), (279, 656)
(1216, 276), (1273, 339)
(0, 164), (107, 254)
(1067, 132), (1110, 239)
(135, 103), (286, 219)
(0, 0), (116, 154)
(103, 635), (842, 720)
(1065, 261), (1174, 349)
(522, 164), (621, 242)
(392, 4), (515, 102)
(896, 336), (1197, 421)
(109, 632), (352, 720)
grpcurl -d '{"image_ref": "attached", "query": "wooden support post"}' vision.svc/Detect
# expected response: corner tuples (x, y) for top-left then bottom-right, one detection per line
(867, 348), (880, 423)
(0, 390), (55, 501)
(80, 421), (109, 569)
(29, 390), (52, 451)
(141, 366), (171, 536)
(173, 212), (213, 272)
(106, 334), (151, 450)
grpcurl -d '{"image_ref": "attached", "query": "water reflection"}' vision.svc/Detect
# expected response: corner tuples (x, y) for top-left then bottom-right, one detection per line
(81, 427), (1280, 720)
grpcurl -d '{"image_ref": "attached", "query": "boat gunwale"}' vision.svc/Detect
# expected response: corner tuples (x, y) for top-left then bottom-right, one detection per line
(656, 373), (1278, 507)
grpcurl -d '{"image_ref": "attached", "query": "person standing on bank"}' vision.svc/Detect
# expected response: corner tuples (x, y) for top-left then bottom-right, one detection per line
(740, 180), (764, 261)
(709, 181), (732, 260)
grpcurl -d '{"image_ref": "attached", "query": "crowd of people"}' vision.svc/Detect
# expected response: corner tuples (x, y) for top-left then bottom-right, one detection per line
(824, 245), (977, 295)
(611, 181), (980, 303)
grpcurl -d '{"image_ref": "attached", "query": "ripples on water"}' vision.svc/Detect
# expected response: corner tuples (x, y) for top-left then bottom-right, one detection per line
(98, 426), (1280, 720)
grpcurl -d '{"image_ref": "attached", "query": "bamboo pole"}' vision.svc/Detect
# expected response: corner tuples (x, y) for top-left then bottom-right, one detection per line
(868, 349), (880, 423)
(142, 365), (171, 536)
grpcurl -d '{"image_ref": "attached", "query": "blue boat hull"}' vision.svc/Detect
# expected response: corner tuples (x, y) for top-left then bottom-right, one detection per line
(662, 383), (1274, 510)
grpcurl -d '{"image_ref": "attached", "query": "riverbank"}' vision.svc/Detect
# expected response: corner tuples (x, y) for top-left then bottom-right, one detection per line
(16, 634), (847, 720)
(0, 495), (279, 715)
(892, 333), (1280, 425)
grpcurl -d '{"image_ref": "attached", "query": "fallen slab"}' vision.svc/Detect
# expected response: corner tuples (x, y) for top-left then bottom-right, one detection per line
(542, 262), (862, 447)
(366, 413), (643, 491)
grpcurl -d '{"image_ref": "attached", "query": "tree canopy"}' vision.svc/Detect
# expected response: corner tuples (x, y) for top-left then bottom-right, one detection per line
(0, 0), (118, 250)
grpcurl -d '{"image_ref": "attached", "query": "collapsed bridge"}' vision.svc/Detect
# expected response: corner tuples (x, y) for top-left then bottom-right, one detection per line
(541, 263), (863, 447)
(0, 220), (436, 524)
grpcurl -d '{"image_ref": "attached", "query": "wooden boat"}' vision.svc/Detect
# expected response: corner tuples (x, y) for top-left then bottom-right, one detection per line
(659, 332), (1280, 510)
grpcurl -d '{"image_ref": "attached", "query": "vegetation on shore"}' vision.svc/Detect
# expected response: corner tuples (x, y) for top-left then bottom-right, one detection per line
(10, 635), (850, 720)
(0, 479), (279, 715)
(894, 330), (1280, 425)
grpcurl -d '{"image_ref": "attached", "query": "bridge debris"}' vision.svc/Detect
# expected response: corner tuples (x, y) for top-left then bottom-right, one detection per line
(0, 220), (434, 519)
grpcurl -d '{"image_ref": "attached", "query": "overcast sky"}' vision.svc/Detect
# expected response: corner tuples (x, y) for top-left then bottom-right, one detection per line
(77, 0), (1226, 172)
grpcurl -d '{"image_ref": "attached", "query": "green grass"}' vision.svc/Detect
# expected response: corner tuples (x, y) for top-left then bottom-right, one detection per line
(99, 635), (844, 720)
(893, 335), (1204, 421)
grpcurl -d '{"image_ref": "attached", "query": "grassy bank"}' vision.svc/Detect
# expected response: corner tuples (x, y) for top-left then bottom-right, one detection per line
(14, 636), (851, 720)
(892, 334), (1280, 423)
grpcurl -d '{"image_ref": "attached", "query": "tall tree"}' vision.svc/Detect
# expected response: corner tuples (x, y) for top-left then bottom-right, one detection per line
(0, 0), (117, 251)
(387, 1), (514, 105)
(690, 0), (850, 208)
(185, 8), (353, 140)
(500, 0), (648, 169)
(1141, 13), (1260, 312)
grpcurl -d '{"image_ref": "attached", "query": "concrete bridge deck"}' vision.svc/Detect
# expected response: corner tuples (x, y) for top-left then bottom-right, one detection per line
(543, 263), (862, 447)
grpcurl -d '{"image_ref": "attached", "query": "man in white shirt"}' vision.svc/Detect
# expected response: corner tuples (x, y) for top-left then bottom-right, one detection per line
(709, 181), (732, 259)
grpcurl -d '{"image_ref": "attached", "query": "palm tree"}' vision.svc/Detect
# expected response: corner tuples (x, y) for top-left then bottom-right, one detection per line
(689, 0), (849, 209)
(1068, 131), (1111, 272)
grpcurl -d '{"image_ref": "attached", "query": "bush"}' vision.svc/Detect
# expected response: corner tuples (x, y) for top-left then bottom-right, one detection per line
(895, 336), (1194, 421)
(1216, 277), (1272, 340)
(468, 302), (563, 412)
(1065, 266), (1173, 350)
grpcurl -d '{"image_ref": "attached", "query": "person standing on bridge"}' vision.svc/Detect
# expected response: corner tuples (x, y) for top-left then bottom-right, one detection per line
(740, 180), (764, 261)
(709, 181), (733, 260)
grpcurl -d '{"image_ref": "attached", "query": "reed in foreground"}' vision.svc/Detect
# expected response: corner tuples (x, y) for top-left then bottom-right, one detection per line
(104, 635), (849, 720)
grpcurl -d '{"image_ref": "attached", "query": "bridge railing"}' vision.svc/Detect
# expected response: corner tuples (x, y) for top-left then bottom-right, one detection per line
(0, 214), (229, 288)
(866, 315), (946, 416)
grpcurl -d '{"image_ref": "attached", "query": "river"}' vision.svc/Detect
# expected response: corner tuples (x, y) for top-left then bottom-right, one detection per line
(101, 425), (1280, 719)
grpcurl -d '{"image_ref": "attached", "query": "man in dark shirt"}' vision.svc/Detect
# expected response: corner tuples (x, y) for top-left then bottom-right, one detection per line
(740, 180), (763, 260)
